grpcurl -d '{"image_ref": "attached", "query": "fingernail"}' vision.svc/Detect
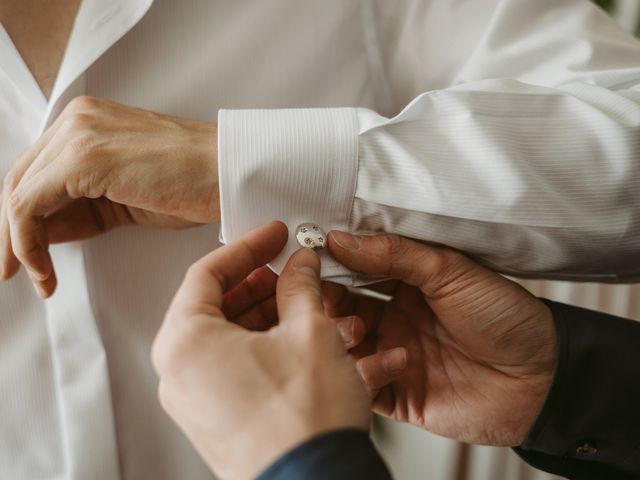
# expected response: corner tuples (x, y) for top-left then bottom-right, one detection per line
(337, 318), (354, 344)
(382, 348), (407, 375)
(32, 281), (46, 299)
(329, 231), (361, 250)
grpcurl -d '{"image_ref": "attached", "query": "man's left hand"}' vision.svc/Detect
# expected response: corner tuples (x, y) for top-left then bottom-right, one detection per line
(0, 96), (218, 297)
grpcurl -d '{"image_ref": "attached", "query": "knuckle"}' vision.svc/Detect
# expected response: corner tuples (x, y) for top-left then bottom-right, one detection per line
(64, 168), (103, 199)
(66, 95), (99, 113)
(7, 190), (25, 219)
(185, 261), (208, 285)
(379, 234), (405, 259)
(418, 248), (449, 281)
(282, 282), (323, 305)
(378, 234), (423, 280)
(63, 113), (95, 134)
(425, 250), (472, 298)
(151, 326), (186, 377)
(427, 248), (451, 274)
(11, 240), (38, 263)
(3, 171), (20, 192)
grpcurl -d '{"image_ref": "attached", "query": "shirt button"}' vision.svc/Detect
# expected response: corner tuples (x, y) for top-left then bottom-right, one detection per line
(295, 223), (327, 251)
(576, 441), (598, 455)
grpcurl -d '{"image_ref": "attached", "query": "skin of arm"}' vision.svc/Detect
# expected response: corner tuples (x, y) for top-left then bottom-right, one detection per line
(0, 0), (82, 99)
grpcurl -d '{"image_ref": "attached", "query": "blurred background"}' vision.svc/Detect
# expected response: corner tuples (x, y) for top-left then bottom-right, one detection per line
(595, 0), (640, 34)
(372, 1), (640, 479)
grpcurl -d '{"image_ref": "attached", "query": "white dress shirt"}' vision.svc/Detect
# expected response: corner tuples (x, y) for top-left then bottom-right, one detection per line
(219, 0), (640, 284)
(1, 1), (639, 479)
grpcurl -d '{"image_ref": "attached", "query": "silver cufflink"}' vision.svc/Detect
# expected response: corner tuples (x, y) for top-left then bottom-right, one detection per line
(295, 223), (326, 251)
(576, 442), (598, 455)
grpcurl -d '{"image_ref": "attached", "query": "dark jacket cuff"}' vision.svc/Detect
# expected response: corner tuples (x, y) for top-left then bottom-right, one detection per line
(256, 429), (392, 480)
(514, 300), (640, 479)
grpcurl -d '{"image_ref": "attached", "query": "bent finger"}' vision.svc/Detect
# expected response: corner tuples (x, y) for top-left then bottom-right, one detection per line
(355, 347), (408, 396)
(45, 198), (134, 244)
(230, 295), (278, 331)
(8, 166), (68, 294)
(175, 221), (288, 312)
(0, 191), (20, 280)
(222, 266), (278, 318)
(334, 315), (367, 349)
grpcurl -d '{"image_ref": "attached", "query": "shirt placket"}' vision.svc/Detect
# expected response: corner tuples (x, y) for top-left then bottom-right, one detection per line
(38, 1), (153, 479)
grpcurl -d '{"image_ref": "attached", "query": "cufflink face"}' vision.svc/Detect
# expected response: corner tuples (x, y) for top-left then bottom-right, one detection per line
(576, 441), (598, 455)
(295, 223), (326, 251)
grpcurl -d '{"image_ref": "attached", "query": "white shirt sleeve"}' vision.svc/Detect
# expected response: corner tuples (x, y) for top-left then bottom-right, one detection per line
(218, 0), (640, 285)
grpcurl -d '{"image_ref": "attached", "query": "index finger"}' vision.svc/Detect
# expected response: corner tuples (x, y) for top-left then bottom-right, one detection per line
(173, 221), (288, 312)
(0, 107), (76, 285)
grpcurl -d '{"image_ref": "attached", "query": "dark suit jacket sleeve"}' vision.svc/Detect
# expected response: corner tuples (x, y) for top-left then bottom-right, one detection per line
(514, 300), (640, 480)
(256, 429), (392, 480)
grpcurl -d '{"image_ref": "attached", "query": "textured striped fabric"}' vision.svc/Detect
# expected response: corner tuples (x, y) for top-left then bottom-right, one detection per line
(220, 0), (640, 285)
(1, 1), (639, 480)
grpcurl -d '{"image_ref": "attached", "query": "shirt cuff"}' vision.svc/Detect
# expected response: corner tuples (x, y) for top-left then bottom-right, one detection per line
(218, 107), (372, 285)
(256, 429), (391, 480)
(515, 300), (640, 478)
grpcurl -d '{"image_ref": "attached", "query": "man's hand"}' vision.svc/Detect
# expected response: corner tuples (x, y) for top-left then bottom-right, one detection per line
(151, 221), (371, 480)
(0, 96), (218, 297)
(323, 231), (557, 447)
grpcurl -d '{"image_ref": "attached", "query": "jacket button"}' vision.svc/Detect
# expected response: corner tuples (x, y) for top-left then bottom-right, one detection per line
(576, 441), (598, 455)
(295, 223), (326, 251)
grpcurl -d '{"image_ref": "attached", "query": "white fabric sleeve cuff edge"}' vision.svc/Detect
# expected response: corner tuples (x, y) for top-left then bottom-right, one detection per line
(218, 107), (364, 284)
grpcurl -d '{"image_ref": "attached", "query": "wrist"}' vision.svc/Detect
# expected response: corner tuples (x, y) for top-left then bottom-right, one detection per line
(511, 369), (556, 446)
(514, 303), (557, 445)
(239, 423), (370, 480)
(191, 120), (219, 223)
(504, 300), (556, 447)
(256, 429), (386, 480)
(225, 393), (371, 479)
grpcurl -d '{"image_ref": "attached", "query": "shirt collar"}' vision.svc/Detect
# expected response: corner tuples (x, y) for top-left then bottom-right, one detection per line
(0, 23), (48, 113)
(44, 0), (154, 130)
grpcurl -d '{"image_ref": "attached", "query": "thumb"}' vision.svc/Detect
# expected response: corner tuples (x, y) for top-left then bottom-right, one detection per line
(276, 248), (327, 329)
(328, 231), (467, 293)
